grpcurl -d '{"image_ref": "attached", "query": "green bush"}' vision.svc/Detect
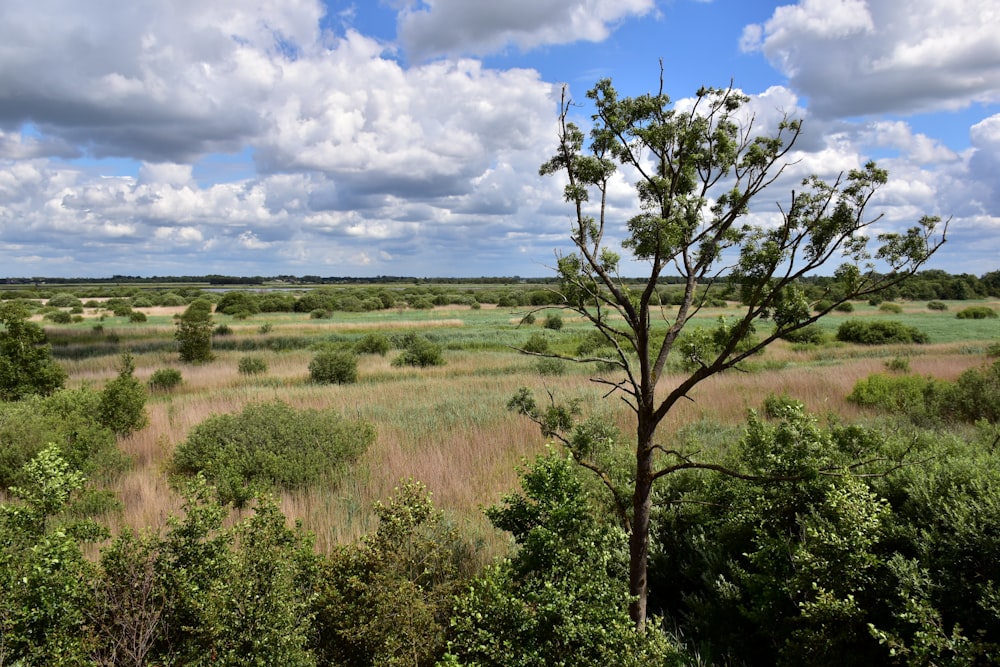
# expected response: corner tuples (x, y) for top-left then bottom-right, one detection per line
(836, 319), (929, 345)
(98, 353), (148, 436)
(44, 310), (73, 324)
(543, 313), (564, 330)
(956, 306), (997, 320)
(128, 310), (147, 323)
(0, 301), (67, 401)
(148, 368), (183, 391)
(879, 302), (903, 314)
(987, 342), (1000, 358)
(535, 358), (566, 376)
(213, 323), (233, 336)
(171, 400), (373, 506)
(779, 323), (826, 345)
(847, 372), (940, 416)
(238, 356), (268, 376)
(813, 299), (834, 312)
(834, 301), (855, 312)
(392, 334), (445, 368)
(175, 300), (213, 363)
(354, 332), (390, 356)
(310, 349), (358, 384)
(310, 308), (332, 319)
(927, 300), (948, 311)
(522, 332), (550, 354)
(884, 356), (911, 373)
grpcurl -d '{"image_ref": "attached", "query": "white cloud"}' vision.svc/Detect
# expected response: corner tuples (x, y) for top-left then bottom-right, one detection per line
(742, 0), (1000, 118)
(397, 0), (656, 60)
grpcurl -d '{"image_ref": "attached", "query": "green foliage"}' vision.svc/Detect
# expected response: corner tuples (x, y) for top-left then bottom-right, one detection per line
(315, 481), (477, 667)
(778, 322), (826, 344)
(956, 305), (997, 319)
(213, 323), (233, 336)
(310, 308), (331, 319)
(309, 348), (358, 384)
(354, 332), (390, 356)
(45, 310), (73, 323)
(879, 302), (903, 313)
(129, 310), (148, 323)
(885, 355), (911, 373)
(0, 389), (122, 490)
(835, 301), (855, 312)
(836, 319), (930, 345)
(148, 367), (183, 391)
(175, 299), (214, 363)
(534, 357), (566, 376)
(447, 451), (686, 666)
(237, 355), (268, 376)
(0, 446), (102, 666)
(987, 341), (1000, 358)
(927, 300), (949, 311)
(522, 332), (550, 354)
(171, 401), (373, 506)
(97, 352), (148, 436)
(0, 301), (67, 401)
(392, 333), (445, 367)
(543, 312), (564, 330)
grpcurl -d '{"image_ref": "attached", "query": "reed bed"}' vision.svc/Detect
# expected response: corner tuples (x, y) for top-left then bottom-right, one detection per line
(40, 299), (997, 554)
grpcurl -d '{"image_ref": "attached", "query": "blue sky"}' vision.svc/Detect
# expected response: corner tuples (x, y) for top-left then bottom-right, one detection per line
(1, 0), (998, 278)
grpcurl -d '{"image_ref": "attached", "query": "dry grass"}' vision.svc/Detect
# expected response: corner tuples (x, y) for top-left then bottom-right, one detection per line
(52, 307), (995, 556)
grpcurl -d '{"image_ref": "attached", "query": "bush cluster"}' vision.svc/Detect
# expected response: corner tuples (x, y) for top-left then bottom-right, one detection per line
(836, 319), (929, 345)
(392, 333), (445, 367)
(956, 306), (998, 319)
(309, 348), (358, 384)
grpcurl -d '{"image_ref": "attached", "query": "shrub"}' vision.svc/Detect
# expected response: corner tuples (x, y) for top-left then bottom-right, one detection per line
(176, 300), (213, 363)
(956, 306), (997, 320)
(310, 349), (358, 384)
(44, 310), (73, 324)
(879, 302), (903, 314)
(834, 301), (855, 312)
(98, 353), (149, 436)
(543, 313), (564, 330)
(947, 361), (1000, 423)
(258, 323), (273, 334)
(884, 356), (911, 373)
(927, 300), (948, 311)
(213, 323), (233, 336)
(521, 312), (536, 325)
(148, 368), (183, 391)
(354, 333), (390, 356)
(535, 358), (566, 376)
(522, 333), (550, 354)
(310, 308), (332, 319)
(779, 323), (826, 345)
(129, 310), (147, 323)
(170, 400), (374, 506)
(836, 319), (929, 345)
(987, 342), (1000, 358)
(813, 299), (834, 312)
(46, 293), (82, 308)
(0, 301), (67, 401)
(392, 334), (445, 368)
(237, 356), (268, 376)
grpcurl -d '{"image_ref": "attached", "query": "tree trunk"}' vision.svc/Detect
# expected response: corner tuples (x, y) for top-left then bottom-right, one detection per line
(628, 416), (656, 630)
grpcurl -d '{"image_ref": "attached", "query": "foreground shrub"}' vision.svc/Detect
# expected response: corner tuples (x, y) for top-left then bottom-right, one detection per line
(175, 299), (213, 363)
(171, 401), (373, 506)
(392, 334), (444, 368)
(0, 301), (67, 401)
(836, 319), (929, 345)
(148, 368), (182, 391)
(315, 481), (478, 667)
(956, 306), (997, 319)
(310, 349), (358, 384)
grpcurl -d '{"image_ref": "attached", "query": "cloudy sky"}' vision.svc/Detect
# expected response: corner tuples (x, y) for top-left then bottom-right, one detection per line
(1, 0), (998, 278)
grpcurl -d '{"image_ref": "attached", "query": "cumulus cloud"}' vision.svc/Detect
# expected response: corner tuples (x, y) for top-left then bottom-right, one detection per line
(396, 0), (656, 60)
(742, 0), (1000, 118)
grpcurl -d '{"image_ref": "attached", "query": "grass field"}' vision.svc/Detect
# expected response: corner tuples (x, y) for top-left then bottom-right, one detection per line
(36, 295), (1000, 553)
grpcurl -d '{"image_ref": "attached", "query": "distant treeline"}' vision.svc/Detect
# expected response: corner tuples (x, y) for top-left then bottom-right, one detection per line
(2, 270), (999, 309)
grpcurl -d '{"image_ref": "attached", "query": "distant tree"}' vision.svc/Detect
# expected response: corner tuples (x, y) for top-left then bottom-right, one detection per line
(175, 299), (214, 363)
(519, 70), (946, 629)
(0, 301), (67, 401)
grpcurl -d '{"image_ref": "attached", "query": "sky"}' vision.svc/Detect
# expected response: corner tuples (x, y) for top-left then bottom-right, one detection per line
(1, 0), (999, 279)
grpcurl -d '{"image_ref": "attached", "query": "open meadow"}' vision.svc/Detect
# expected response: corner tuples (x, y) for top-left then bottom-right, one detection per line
(37, 290), (1000, 553)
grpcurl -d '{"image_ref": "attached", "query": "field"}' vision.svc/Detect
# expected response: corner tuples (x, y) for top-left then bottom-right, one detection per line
(34, 291), (999, 554)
